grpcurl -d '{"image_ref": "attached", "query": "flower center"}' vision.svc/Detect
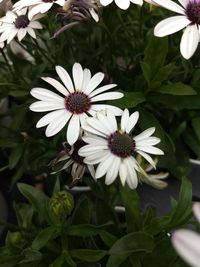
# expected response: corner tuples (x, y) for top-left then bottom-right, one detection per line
(185, 1), (200, 24)
(70, 139), (86, 164)
(108, 131), (135, 158)
(42, 0), (55, 2)
(15, 15), (29, 29)
(65, 92), (91, 114)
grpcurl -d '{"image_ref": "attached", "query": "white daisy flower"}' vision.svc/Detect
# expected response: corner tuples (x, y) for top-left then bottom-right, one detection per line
(79, 109), (164, 189)
(172, 202), (200, 267)
(153, 0), (200, 59)
(13, 0), (66, 20)
(100, 0), (143, 10)
(29, 63), (123, 145)
(0, 9), (43, 44)
(50, 138), (95, 183)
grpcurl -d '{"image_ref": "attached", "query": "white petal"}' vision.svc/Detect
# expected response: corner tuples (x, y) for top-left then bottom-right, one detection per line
(172, 230), (200, 267)
(107, 110), (118, 132)
(91, 92), (123, 102)
(97, 112), (116, 133)
(27, 28), (36, 39)
(85, 72), (104, 95)
(36, 109), (68, 128)
(31, 88), (64, 102)
(56, 66), (74, 93)
(136, 150), (156, 169)
(121, 109), (129, 132)
(95, 154), (114, 179)
(154, 16), (190, 37)
(115, 0), (130, 9)
(42, 77), (69, 96)
(29, 101), (64, 112)
(83, 151), (109, 165)
(152, 0), (185, 14)
(125, 157), (138, 189)
(119, 161), (128, 186)
(100, 0), (113, 7)
(82, 68), (91, 92)
(136, 137), (161, 146)
(105, 156), (120, 185)
(193, 203), (200, 223)
(178, 0), (188, 8)
(180, 24), (200, 60)
(86, 117), (111, 136)
(89, 84), (117, 98)
(67, 115), (80, 145)
(45, 112), (71, 137)
(91, 104), (122, 116)
(73, 63), (83, 90)
(136, 146), (164, 155)
(133, 127), (155, 142)
(126, 111), (139, 133)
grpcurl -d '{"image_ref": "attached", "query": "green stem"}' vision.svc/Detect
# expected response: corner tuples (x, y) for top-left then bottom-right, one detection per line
(33, 38), (54, 64)
(0, 48), (15, 77)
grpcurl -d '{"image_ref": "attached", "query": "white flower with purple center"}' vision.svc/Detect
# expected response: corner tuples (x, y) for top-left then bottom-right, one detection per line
(153, 0), (200, 59)
(29, 63), (123, 145)
(0, 9), (42, 44)
(172, 202), (200, 267)
(79, 109), (164, 189)
(13, 0), (66, 20)
(100, 0), (143, 10)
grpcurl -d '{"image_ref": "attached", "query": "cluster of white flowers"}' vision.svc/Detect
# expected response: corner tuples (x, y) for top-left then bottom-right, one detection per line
(30, 62), (164, 189)
(0, 0), (199, 59)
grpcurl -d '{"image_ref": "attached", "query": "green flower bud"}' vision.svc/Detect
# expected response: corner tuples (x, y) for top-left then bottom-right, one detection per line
(50, 191), (74, 218)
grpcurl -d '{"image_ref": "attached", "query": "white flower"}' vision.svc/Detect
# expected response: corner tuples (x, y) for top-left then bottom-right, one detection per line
(13, 0), (66, 20)
(0, 9), (42, 44)
(153, 0), (200, 59)
(29, 63), (123, 145)
(172, 203), (200, 267)
(79, 109), (164, 189)
(100, 0), (143, 10)
(50, 138), (95, 183)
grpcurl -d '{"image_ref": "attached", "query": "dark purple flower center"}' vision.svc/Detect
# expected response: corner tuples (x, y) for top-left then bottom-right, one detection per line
(185, 1), (200, 24)
(65, 92), (91, 114)
(15, 15), (29, 29)
(70, 139), (86, 164)
(42, 0), (55, 2)
(108, 131), (135, 158)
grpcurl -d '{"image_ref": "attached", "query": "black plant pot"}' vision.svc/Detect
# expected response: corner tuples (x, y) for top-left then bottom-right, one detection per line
(137, 159), (200, 216)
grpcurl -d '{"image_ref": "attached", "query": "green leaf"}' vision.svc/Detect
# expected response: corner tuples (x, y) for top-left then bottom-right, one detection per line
(67, 222), (113, 237)
(120, 186), (142, 232)
(9, 144), (25, 169)
(99, 231), (118, 247)
(141, 35), (168, 83)
(113, 91), (145, 109)
(169, 177), (192, 227)
(70, 196), (92, 224)
(109, 232), (154, 255)
(70, 249), (107, 262)
(31, 226), (57, 251)
(106, 254), (129, 267)
(20, 248), (42, 264)
(155, 82), (196, 95)
(17, 183), (49, 215)
(192, 117), (200, 141)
